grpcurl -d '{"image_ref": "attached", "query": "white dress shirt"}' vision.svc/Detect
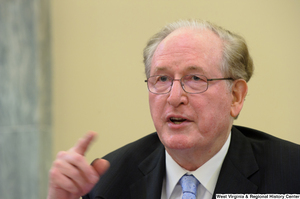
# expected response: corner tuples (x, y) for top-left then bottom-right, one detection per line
(161, 133), (231, 199)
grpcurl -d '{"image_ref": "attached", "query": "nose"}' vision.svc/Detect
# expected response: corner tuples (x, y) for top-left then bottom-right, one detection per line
(167, 80), (188, 107)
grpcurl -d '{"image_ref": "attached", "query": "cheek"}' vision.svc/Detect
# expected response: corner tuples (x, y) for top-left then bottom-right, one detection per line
(149, 94), (166, 123)
(192, 94), (232, 128)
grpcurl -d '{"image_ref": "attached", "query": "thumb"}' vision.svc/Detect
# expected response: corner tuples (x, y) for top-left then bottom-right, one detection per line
(91, 158), (110, 176)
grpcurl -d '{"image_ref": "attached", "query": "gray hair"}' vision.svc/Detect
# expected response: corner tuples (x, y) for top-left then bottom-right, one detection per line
(143, 19), (254, 82)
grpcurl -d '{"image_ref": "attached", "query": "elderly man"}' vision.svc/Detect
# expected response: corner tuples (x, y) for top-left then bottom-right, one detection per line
(47, 19), (300, 199)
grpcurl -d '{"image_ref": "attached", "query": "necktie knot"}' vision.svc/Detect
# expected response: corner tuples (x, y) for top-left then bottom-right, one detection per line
(179, 174), (200, 199)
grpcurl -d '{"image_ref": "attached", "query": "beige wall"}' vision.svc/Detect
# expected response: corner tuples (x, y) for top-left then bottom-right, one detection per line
(51, 0), (300, 163)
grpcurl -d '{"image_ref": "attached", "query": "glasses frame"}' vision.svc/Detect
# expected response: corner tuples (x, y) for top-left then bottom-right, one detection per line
(145, 74), (234, 94)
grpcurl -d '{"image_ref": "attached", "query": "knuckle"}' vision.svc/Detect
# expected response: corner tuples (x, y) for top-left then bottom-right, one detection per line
(73, 153), (84, 162)
(56, 151), (67, 158)
(49, 167), (58, 179)
(53, 159), (63, 168)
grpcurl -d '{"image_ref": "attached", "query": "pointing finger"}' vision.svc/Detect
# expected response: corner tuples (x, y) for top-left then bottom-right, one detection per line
(72, 131), (97, 155)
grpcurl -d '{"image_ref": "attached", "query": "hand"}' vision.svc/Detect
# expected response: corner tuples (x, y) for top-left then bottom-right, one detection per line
(47, 132), (110, 199)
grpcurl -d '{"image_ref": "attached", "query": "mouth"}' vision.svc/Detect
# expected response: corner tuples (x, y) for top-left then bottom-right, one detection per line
(169, 117), (188, 124)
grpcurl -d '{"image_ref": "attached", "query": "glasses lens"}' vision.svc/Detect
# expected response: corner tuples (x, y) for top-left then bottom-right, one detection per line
(183, 75), (208, 93)
(147, 75), (172, 94)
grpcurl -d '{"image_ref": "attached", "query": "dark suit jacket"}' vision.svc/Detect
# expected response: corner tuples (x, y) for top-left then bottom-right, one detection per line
(83, 126), (300, 199)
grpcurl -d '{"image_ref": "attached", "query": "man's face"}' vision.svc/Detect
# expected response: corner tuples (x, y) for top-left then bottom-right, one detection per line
(149, 28), (234, 155)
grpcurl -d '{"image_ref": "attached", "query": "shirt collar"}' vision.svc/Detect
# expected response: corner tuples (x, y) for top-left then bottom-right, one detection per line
(165, 132), (231, 198)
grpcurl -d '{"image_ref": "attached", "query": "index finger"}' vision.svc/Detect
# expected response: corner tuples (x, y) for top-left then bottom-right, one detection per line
(72, 131), (97, 155)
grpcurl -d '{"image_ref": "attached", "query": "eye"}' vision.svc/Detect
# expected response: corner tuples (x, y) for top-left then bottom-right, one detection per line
(158, 76), (169, 82)
(184, 75), (207, 84)
(191, 75), (203, 81)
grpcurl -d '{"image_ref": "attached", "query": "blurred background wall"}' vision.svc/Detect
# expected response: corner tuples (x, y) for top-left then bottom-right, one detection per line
(0, 0), (299, 198)
(0, 0), (51, 198)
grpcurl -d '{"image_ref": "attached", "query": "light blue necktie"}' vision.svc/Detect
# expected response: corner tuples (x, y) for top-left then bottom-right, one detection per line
(179, 174), (200, 199)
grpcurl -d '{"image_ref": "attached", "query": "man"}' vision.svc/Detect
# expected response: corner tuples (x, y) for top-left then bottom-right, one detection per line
(47, 19), (300, 199)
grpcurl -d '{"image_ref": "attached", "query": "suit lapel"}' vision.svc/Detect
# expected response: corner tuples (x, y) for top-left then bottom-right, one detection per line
(130, 143), (166, 199)
(213, 126), (259, 198)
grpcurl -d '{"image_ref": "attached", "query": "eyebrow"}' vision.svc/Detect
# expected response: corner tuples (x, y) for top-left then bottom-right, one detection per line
(186, 66), (205, 73)
(153, 66), (205, 74)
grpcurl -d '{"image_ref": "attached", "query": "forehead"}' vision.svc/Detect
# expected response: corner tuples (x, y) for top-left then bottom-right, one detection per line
(151, 28), (224, 75)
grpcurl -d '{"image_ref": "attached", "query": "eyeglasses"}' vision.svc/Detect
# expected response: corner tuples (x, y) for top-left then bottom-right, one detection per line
(145, 74), (234, 94)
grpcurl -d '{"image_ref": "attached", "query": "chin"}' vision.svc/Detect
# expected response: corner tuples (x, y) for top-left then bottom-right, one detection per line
(160, 133), (196, 150)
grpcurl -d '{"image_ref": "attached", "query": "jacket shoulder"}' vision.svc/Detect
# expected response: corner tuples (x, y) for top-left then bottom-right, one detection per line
(231, 125), (300, 192)
(233, 125), (300, 150)
(215, 126), (300, 194)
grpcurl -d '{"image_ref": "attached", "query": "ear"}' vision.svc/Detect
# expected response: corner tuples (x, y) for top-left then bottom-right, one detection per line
(230, 79), (248, 118)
